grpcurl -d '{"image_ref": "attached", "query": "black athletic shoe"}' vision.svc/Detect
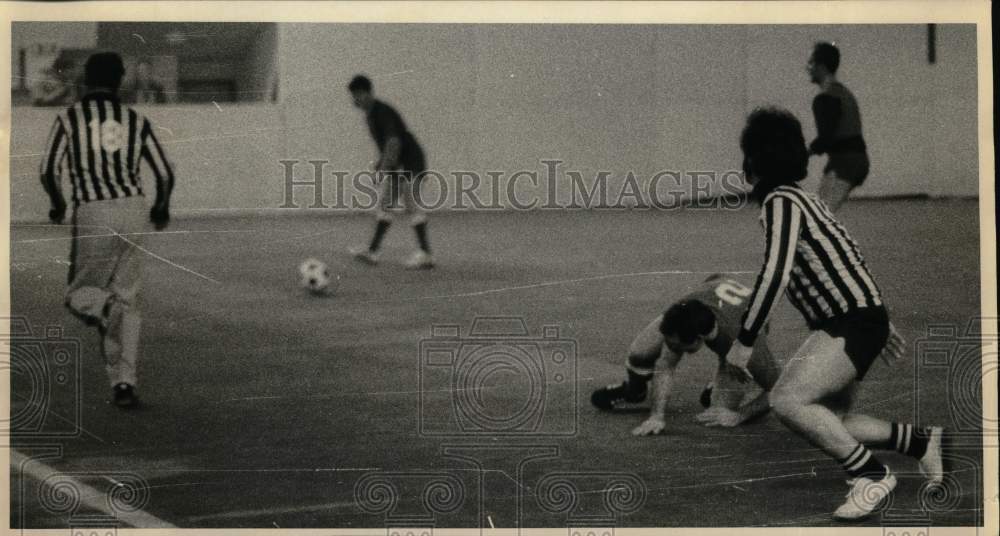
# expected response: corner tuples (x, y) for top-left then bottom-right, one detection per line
(591, 382), (647, 411)
(112, 383), (138, 408)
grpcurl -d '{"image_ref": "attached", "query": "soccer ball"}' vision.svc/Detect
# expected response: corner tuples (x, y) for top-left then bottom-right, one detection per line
(298, 258), (336, 294)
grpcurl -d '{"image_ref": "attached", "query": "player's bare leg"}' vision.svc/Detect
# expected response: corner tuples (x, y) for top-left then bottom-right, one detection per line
(401, 173), (433, 269)
(827, 358), (946, 484)
(818, 170), (854, 212)
(64, 198), (145, 407)
(769, 331), (895, 520)
(842, 414), (946, 484)
(105, 228), (142, 407)
(351, 173), (399, 265)
(591, 314), (662, 411)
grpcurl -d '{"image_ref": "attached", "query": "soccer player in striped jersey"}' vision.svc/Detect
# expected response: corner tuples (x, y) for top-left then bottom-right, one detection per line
(807, 42), (870, 212)
(40, 52), (175, 408)
(726, 108), (943, 520)
(591, 274), (782, 435)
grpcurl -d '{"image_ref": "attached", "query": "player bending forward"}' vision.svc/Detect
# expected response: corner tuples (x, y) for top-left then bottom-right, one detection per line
(591, 274), (782, 435)
(728, 107), (944, 520)
(40, 52), (174, 408)
(347, 75), (433, 269)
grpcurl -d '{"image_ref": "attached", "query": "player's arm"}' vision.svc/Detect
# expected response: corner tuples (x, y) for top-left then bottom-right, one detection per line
(631, 347), (682, 436)
(372, 106), (403, 171)
(139, 118), (175, 230)
(39, 117), (68, 223)
(696, 344), (773, 427)
(736, 391), (771, 424)
(733, 333), (782, 424)
(809, 94), (841, 155)
(727, 195), (802, 380)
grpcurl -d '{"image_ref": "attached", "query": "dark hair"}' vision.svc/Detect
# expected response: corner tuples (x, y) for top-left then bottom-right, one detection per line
(84, 52), (125, 90)
(740, 107), (809, 203)
(659, 300), (716, 345)
(348, 75), (372, 93)
(812, 42), (840, 74)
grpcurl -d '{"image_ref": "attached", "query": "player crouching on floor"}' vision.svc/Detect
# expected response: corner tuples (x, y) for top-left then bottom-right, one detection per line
(592, 274), (782, 435)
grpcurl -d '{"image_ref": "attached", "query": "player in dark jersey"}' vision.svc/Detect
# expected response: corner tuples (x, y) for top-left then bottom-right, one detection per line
(347, 75), (433, 269)
(807, 42), (870, 212)
(40, 52), (174, 408)
(591, 274), (781, 435)
(728, 108), (944, 520)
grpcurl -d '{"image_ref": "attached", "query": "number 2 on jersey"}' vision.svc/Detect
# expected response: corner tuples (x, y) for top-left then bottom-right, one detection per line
(715, 279), (752, 306)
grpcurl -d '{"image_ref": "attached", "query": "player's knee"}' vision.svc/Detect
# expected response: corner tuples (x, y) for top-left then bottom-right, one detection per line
(64, 287), (108, 326)
(375, 208), (393, 223)
(626, 350), (657, 371)
(768, 387), (805, 418)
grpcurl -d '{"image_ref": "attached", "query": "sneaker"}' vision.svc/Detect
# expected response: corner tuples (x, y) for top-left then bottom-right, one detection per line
(591, 382), (647, 411)
(112, 383), (138, 408)
(349, 246), (379, 265)
(404, 250), (434, 270)
(832, 470), (897, 521)
(918, 426), (946, 484)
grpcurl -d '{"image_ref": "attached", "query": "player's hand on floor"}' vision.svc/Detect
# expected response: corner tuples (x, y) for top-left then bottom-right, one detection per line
(695, 407), (741, 427)
(632, 416), (666, 436)
(724, 342), (755, 384)
(48, 207), (65, 224)
(150, 205), (170, 230)
(48, 201), (66, 224)
(879, 322), (906, 365)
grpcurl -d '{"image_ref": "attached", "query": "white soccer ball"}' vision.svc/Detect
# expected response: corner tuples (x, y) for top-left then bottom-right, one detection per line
(298, 258), (336, 294)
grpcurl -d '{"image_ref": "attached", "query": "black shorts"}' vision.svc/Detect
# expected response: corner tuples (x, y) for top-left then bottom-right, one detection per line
(400, 143), (427, 177)
(824, 151), (870, 187)
(817, 305), (889, 381)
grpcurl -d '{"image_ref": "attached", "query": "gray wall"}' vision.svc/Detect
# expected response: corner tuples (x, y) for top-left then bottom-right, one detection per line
(9, 23), (979, 222)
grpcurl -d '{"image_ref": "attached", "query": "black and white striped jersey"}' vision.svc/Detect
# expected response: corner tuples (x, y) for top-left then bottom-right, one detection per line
(40, 91), (174, 209)
(737, 185), (883, 346)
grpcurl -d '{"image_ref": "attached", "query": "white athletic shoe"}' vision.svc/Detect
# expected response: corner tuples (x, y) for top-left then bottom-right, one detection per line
(832, 470), (897, 521)
(349, 246), (379, 265)
(404, 250), (434, 270)
(918, 426), (946, 484)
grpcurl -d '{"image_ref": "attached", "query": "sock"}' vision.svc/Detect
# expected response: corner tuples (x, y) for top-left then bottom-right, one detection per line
(888, 422), (930, 459)
(841, 444), (888, 481)
(626, 368), (652, 395)
(369, 220), (391, 252)
(413, 222), (431, 253)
